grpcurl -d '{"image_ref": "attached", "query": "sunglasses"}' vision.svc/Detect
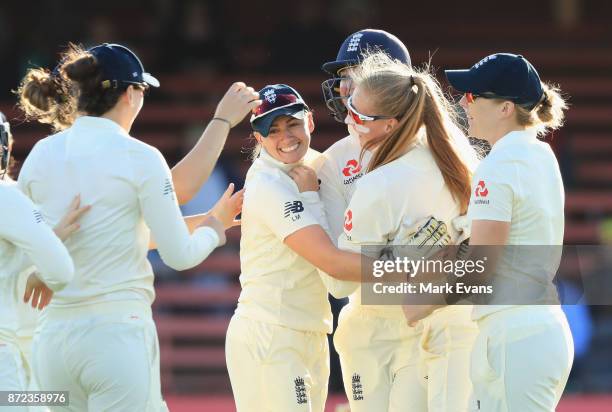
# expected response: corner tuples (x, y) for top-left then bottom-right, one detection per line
(346, 95), (394, 125)
(252, 94), (299, 118)
(464, 92), (519, 104)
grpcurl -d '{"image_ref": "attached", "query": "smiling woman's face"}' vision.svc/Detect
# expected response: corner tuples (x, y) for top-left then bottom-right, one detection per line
(255, 113), (314, 164)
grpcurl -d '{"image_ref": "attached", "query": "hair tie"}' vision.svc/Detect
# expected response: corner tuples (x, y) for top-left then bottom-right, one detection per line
(409, 75), (418, 94)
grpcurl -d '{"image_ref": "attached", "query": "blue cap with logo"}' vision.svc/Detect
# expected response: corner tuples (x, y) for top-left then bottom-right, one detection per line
(250, 84), (309, 137)
(88, 43), (160, 88)
(322, 29), (411, 75)
(445, 53), (544, 109)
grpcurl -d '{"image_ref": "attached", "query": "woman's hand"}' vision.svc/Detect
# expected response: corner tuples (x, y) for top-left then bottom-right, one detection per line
(214, 82), (262, 127)
(54, 195), (91, 242)
(288, 166), (319, 193)
(209, 183), (244, 229)
(24, 272), (53, 310)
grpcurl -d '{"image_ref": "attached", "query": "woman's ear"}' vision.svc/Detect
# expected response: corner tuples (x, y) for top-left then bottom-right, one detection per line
(500, 101), (515, 119)
(307, 111), (315, 134)
(253, 131), (264, 144)
(385, 117), (399, 133)
(126, 85), (139, 108)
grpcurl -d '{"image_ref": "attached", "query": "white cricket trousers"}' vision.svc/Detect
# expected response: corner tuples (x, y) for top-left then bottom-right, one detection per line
(469, 305), (574, 412)
(0, 341), (28, 411)
(333, 304), (426, 412)
(418, 305), (479, 412)
(32, 300), (169, 412)
(225, 314), (330, 412)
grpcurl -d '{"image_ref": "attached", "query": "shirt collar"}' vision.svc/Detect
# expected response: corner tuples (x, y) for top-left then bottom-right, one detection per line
(490, 129), (538, 154)
(72, 116), (129, 136)
(256, 147), (306, 173)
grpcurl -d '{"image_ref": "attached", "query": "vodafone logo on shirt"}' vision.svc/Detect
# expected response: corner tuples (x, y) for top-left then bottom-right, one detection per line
(475, 180), (489, 197)
(344, 209), (353, 232)
(342, 159), (362, 177)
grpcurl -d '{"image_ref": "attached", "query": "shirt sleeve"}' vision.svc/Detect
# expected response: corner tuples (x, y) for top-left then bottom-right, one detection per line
(249, 177), (321, 241)
(329, 177), (394, 298)
(300, 190), (354, 298)
(313, 153), (348, 246)
(468, 160), (515, 222)
(0, 186), (74, 291)
(339, 177), (395, 253)
(301, 191), (331, 236)
(132, 146), (220, 271)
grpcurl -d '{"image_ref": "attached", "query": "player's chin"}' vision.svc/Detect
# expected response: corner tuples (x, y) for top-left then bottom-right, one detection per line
(277, 144), (306, 163)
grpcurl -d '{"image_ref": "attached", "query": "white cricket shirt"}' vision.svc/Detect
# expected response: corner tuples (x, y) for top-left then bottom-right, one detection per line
(311, 133), (371, 298)
(314, 133), (372, 245)
(339, 127), (478, 319)
(237, 148), (333, 334)
(18, 116), (220, 307)
(468, 129), (565, 319)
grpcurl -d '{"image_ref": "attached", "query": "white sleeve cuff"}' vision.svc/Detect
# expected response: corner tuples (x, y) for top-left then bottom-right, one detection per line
(301, 191), (321, 204)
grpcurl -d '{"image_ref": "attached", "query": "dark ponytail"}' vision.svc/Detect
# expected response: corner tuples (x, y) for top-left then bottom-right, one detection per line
(17, 43), (128, 130)
(17, 66), (76, 131)
(62, 47), (126, 116)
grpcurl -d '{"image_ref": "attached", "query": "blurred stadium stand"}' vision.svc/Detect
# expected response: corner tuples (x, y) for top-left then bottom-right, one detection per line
(3, 0), (612, 404)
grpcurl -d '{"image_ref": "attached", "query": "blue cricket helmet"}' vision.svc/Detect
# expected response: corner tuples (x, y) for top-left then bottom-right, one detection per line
(322, 29), (411, 75)
(321, 29), (411, 123)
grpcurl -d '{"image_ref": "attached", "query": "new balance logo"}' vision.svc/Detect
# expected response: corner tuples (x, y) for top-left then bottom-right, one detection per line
(352, 373), (364, 401)
(33, 210), (44, 224)
(284, 201), (304, 220)
(347, 33), (364, 52)
(163, 178), (174, 196)
(263, 89), (276, 103)
(294, 377), (307, 405)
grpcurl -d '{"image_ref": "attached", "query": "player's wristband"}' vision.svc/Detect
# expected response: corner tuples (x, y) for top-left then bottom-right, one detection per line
(211, 117), (232, 129)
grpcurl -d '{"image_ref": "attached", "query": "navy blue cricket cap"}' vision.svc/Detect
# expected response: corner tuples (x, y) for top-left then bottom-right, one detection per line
(88, 43), (160, 88)
(250, 84), (309, 137)
(445, 53), (544, 109)
(322, 29), (411, 75)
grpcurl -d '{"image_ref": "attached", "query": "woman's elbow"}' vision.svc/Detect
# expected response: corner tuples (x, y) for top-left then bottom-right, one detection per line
(320, 260), (347, 281)
(161, 256), (198, 272)
(175, 186), (196, 206)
